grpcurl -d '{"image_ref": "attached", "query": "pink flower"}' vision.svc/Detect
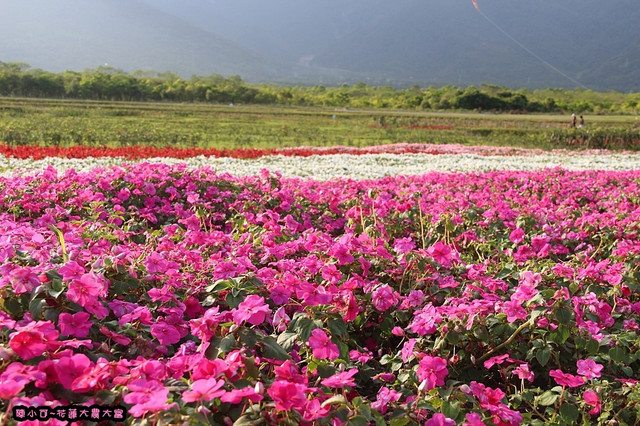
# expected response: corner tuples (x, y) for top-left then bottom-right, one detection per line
(182, 378), (226, 402)
(463, 413), (487, 426)
(151, 320), (182, 345)
(308, 328), (340, 360)
(0, 363), (44, 399)
(512, 363), (535, 382)
(329, 243), (354, 265)
(220, 386), (264, 404)
(58, 312), (93, 338)
(9, 267), (40, 294)
(511, 284), (538, 304)
(576, 359), (603, 380)
(267, 380), (308, 411)
(54, 354), (91, 390)
(491, 404), (523, 426)
(371, 386), (402, 414)
(391, 326), (405, 336)
(57, 260), (85, 281)
(520, 271), (542, 287)
(124, 379), (174, 417)
(321, 264), (343, 284)
(483, 354), (510, 369)
(502, 300), (528, 323)
(401, 339), (416, 362)
(232, 295), (271, 326)
(9, 328), (48, 360)
(509, 228), (525, 244)
(274, 360), (307, 384)
(145, 251), (169, 274)
(192, 358), (227, 380)
(549, 369), (585, 388)
(99, 326), (131, 346)
(372, 284), (399, 311)
(416, 355), (448, 391)
(321, 368), (358, 388)
(425, 413), (456, 426)
(349, 349), (373, 363)
(302, 398), (331, 422)
(67, 273), (106, 307)
(583, 389), (601, 415)
(427, 241), (454, 266)
(410, 304), (442, 335)
(463, 381), (505, 409)
(393, 237), (415, 254)
(9, 321), (59, 360)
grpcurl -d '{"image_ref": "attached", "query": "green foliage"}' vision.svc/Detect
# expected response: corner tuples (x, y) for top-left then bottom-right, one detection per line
(1, 96), (639, 152)
(1, 62), (639, 114)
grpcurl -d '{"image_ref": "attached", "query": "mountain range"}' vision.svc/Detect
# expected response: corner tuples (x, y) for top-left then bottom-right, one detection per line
(1, 0), (639, 91)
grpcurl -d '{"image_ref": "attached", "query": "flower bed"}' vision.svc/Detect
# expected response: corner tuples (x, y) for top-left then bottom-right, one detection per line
(0, 142), (634, 161)
(1, 164), (639, 425)
(4, 150), (640, 181)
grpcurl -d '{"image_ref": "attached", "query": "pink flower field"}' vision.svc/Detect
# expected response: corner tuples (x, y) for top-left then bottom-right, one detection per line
(1, 156), (640, 425)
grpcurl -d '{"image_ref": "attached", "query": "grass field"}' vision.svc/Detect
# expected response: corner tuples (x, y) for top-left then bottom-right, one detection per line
(1, 97), (639, 151)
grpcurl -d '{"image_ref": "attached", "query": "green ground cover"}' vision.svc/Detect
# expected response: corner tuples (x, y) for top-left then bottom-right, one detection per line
(1, 97), (639, 151)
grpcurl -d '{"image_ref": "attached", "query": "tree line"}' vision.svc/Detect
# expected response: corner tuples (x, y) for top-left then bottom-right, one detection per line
(1, 62), (638, 114)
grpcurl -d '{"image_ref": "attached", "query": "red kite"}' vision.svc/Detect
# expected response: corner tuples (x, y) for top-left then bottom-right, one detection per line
(472, 0), (480, 12)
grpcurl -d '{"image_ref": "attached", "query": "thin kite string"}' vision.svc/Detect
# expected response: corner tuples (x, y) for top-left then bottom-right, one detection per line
(475, 7), (590, 90)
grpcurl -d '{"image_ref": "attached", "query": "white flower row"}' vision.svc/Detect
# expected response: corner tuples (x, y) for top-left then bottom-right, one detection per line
(3, 152), (640, 181)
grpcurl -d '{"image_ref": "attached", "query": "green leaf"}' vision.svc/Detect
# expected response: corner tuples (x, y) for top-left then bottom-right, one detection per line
(317, 362), (337, 378)
(217, 334), (237, 353)
(473, 325), (488, 340)
(559, 403), (579, 423)
(237, 327), (258, 348)
(328, 317), (348, 337)
(259, 335), (291, 360)
(347, 416), (369, 426)
(389, 408), (407, 421)
(29, 298), (47, 321)
(586, 339), (600, 355)
(555, 308), (572, 324)
(358, 404), (372, 421)
(536, 348), (551, 366)
(46, 278), (65, 298)
(390, 416), (410, 426)
(95, 389), (116, 405)
(233, 414), (264, 426)
(205, 279), (232, 294)
(3, 297), (22, 316)
(290, 316), (321, 341)
(322, 394), (347, 407)
(276, 332), (298, 352)
(45, 269), (63, 281)
(537, 390), (559, 406)
(307, 358), (320, 373)
(549, 324), (571, 344)
(243, 357), (260, 379)
(442, 400), (460, 420)
(609, 347), (626, 363)
(446, 330), (460, 344)
(225, 292), (244, 309)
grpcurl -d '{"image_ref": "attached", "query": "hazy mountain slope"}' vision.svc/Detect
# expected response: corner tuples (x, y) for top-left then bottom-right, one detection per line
(142, 0), (640, 90)
(0, 0), (316, 80)
(1, 0), (639, 90)
(311, 0), (640, 90)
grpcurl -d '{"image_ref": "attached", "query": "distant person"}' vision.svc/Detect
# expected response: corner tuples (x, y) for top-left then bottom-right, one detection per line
(571, 113), (577, 128)
(578, 115), (584, 128)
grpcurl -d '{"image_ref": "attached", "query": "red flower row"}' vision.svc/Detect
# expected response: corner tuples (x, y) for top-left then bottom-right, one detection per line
(0, 143), (453, 160)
